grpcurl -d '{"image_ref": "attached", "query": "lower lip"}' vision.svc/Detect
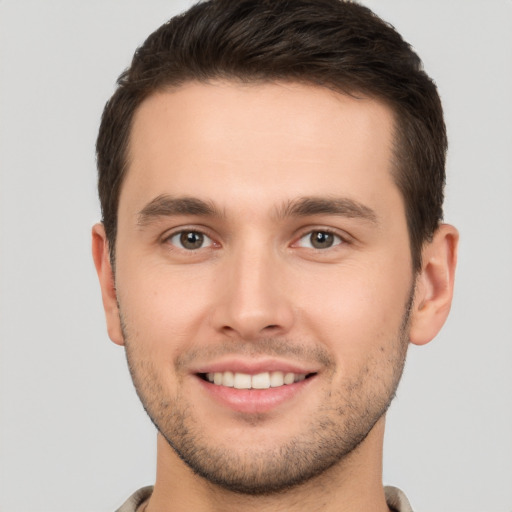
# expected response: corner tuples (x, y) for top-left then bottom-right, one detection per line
(196, 376), (315, 414)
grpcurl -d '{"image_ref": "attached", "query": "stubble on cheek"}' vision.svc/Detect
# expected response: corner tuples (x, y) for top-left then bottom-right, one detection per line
(118, 285), (413, 495)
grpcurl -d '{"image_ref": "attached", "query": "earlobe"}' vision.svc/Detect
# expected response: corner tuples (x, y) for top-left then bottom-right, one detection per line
(92, 223), (125, 346)
(409, 224), (459, 346)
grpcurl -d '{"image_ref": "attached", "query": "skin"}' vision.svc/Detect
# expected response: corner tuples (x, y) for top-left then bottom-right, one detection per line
(93, 81), (458, 512)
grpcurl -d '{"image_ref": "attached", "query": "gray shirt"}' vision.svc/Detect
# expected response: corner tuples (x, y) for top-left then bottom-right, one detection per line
(116, 485), (414, 512)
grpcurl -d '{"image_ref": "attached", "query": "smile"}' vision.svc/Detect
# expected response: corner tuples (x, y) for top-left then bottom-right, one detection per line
(201, 371), (313, 389)
(195, 366), (318, 413)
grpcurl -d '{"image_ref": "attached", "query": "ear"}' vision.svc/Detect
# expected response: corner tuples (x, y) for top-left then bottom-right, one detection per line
(92, 223), (125, 346)
(409, 224), (459, 346)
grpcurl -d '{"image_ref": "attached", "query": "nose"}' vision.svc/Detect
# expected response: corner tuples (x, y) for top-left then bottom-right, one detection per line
(211, 245), (295, 340)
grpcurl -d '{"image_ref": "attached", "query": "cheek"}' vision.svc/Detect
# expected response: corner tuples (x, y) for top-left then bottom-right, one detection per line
(294, 259), (412, 364)
(116, 261), (215, 356)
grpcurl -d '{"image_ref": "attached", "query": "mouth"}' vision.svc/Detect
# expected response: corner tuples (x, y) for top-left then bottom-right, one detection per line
(193, 359), (320, 414)
(198, 371), (316, 389)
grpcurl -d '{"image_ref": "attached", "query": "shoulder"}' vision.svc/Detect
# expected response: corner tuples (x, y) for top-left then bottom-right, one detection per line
(115, 486), (153, 512)
(384, 486), (414, 512)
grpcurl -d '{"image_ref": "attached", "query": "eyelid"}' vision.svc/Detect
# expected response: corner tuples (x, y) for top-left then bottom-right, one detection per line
(292, 227), (351, 249)
(162, 226), (219, 250)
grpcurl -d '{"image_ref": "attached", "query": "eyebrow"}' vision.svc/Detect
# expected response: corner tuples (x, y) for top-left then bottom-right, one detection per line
(137, 195), (223, 226)
(137, 194), (378, 226)
(275, 196), (378, 224)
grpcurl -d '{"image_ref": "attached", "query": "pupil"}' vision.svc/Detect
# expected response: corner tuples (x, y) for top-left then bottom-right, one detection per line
(311, 231), (333, 249)
(181, 231), (204, 249)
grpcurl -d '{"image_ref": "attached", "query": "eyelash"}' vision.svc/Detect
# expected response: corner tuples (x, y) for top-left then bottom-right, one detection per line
(294, 229), (346, 250)
(164, 229), (217, 251)
(163, 227), (348, 252)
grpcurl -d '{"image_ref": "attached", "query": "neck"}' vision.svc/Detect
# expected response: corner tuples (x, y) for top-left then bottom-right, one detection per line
(145, 417), (390, 512)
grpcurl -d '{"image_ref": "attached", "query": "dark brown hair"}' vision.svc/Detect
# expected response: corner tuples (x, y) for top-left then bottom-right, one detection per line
(97, 0), (446, 272)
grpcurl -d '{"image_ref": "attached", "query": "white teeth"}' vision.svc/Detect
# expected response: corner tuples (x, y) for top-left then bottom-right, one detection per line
(222, 371), (234, 387)
(205, 371), (308, 389)
(251, 372), (270, 389)
(269, 371), (284, 387)
(284, 372), (295, 385)
(233, 373), (252, 389)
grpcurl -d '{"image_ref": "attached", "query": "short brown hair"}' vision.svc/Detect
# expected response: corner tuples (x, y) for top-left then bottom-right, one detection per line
(97, 0), (446, 272)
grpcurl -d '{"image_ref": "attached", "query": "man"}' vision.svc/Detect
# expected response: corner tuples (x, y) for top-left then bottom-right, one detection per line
(92, 1), (458, 511)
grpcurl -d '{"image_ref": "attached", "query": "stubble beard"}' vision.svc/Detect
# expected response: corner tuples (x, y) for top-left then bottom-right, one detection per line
(122, 293), (412, 496)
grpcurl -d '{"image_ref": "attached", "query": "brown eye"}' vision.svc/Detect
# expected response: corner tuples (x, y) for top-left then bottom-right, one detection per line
(169, 231), (212, 250)
(297, 230), (342, 249)
(310, 231), (334, 248)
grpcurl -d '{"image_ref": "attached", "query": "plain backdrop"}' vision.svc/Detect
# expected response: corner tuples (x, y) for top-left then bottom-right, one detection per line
(1, 1), (511, 511)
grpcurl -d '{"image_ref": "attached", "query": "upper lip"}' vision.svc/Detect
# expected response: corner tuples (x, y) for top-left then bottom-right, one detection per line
(192, 357), (321, 376)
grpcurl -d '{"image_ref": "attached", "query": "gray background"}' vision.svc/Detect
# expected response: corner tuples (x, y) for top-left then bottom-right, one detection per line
(1, 1), (511, 511)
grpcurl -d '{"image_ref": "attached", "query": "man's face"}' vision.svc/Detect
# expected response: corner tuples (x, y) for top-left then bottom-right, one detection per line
(111, 82), (415, 493)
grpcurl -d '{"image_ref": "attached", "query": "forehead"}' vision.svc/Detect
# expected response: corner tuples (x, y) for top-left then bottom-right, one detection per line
(122, 81), (399, 217)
